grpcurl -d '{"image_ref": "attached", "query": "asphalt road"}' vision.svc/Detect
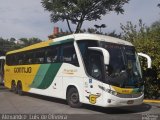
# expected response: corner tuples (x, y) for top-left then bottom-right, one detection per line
(0, 85), (159, 120)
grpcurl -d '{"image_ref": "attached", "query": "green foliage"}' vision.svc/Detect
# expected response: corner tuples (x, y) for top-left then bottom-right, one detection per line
(87, 28), (97, 33)
(19, 37), (42, 47)
(0, 37), (16, 53)
(41, 0), (129, 33)
(121, 20), (160, 99)
(106, 31), (121, 38)
(0, 37), (42, 54)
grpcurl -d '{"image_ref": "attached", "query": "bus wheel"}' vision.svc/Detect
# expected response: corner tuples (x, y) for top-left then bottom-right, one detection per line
(11, 81), (16, 93)
(67, 87), (82, 108)
(17, 82), (24, 96)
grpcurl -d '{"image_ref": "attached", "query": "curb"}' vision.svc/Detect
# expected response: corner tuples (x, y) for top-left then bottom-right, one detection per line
(143, 100), (160, 103)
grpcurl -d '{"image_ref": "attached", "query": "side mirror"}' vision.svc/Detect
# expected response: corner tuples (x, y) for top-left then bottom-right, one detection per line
(88, 47), (110, 65)
(138, 53), (151, 68)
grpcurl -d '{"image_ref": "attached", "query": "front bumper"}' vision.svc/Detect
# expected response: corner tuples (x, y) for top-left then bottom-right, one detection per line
(102, 93), (144, 107)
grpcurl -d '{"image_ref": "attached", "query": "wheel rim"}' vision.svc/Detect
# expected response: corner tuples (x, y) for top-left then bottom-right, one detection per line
(11, 83), (16, 91)
(70, 92), (79, 103)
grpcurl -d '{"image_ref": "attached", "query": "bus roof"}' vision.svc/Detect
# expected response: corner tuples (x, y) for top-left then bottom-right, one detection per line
(73, 34), (133, 45)
(7, 33), (133, 55)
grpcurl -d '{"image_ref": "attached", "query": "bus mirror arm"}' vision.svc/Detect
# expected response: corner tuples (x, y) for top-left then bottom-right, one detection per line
(137, 53), (157, 78)
(88, 47), (110, 65)
(137, 53), (151, 68)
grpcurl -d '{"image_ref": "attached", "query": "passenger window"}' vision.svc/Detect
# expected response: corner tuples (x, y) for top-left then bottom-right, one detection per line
(34, 50), (45, 64)
(6, 54), (19, 65)
(6, 55), (12, 66)
(46, 46), (59, 63)
(61, 43), (79, 67)
(24, 52), (35, 64)
(18, 54), (24, 65)
(13, 55), (19, 65)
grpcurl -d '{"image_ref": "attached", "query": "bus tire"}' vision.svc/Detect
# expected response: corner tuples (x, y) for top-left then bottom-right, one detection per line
(17, 81), (24, 96)
(67, 87), (82, 108)
(11, 81), (16, 93)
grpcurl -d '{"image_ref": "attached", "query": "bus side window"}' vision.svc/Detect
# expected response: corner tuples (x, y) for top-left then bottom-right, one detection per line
(17, 53), (25, 65)
(13, 55), (19, 65)
(34, 49), (45, 64)
(24, 52), (35, 64)
(6, 55), (11, 66)
(61, 43), (79, 67)
(46, 46), (59, 63)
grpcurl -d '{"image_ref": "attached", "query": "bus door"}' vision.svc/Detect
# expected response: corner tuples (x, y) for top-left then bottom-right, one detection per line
(85, 51), (104, 105)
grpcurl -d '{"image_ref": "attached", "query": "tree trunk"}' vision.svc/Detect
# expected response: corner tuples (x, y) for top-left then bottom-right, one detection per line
(66, 19), (73, 33)
(75, 22), (82, 33)
(75, 18), (84, 33)
(75, 14), (86, 33)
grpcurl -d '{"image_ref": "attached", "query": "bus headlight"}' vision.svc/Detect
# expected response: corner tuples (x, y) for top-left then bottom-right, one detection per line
(111, 91), (118, 96)
(98, 85), (118, 96)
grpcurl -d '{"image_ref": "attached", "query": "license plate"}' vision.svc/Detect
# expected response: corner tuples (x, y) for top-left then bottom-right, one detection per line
(127, 100), (134, 104)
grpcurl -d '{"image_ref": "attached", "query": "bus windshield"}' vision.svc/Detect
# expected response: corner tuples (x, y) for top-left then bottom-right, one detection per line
(101, 42), (142, 88)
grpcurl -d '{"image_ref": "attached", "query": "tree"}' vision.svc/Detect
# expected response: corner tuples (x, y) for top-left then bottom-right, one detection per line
(28, 38), (42, 45)
(151, 20), (160, 31)
(0, 37), (17, 53)
(20, 38), (42, 47)
(0, 37), (42, 54)
(19, 38), (29, 46)
(106, 31), (121, 38)
(87, 28), (97, 33)
(41, 0), (129, 33)
(10, 38), (16, 43)
(120, 19), (148, 42)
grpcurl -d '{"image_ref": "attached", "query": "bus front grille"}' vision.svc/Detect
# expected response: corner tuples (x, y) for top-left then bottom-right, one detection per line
(117, 93), (143, 98)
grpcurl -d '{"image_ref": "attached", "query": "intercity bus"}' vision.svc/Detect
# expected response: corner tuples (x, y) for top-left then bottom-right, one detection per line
(4, 34), (149, 107)
(0, 56), (5, 85)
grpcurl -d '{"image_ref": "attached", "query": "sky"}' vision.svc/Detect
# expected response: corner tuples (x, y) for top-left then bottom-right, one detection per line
(0, 0), (159, 40)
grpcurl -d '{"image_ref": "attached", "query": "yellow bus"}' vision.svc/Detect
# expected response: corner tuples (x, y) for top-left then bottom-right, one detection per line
(4, 34), (150, 108)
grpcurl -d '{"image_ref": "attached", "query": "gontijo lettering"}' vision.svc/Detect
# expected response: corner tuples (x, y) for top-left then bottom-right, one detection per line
(14, 67), (32, 73)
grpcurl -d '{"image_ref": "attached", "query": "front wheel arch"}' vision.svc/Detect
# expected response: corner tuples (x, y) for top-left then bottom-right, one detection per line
(66, 86), (82, 108)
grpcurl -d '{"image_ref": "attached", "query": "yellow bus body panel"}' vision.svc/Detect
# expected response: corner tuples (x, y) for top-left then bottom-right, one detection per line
(5, 64), (40, 92)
